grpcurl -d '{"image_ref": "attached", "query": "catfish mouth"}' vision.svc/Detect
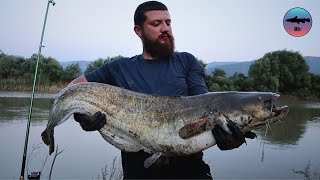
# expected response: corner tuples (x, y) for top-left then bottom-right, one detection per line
(243, 104), (289, 132)
(272, 105), (289, 117)
(263, 93), (289, 120)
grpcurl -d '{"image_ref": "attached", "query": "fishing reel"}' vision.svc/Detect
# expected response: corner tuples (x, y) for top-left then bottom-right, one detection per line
(27, 172), (41, 180)
(49, 0), (55, 6)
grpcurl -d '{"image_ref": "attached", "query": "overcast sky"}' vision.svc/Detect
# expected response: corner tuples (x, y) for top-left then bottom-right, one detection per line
(1, 0), (319, 63)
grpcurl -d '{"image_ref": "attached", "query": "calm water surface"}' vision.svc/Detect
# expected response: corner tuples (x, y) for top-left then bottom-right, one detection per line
(0, 92), (319, 179)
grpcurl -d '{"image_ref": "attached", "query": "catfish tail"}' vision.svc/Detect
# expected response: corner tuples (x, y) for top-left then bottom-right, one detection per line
(41, 128), (55, 155)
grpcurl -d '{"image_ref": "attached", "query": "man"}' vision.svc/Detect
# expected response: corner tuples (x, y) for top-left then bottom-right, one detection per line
(70, 1), (250, 179)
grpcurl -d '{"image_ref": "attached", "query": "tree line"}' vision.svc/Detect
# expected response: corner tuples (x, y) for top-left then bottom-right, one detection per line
(204, 50), (320, 99)
(0, 50), (319, 99)
(0, 50), (121, 91)
(0, 52), (76, 91)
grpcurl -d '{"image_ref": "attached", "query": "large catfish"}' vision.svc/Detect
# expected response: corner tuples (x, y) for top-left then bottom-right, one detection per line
(41, 82), (289, 167)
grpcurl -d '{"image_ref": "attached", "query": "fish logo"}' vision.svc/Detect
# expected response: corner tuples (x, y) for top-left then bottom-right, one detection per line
(283, 7), (312, 37)
(286, 16), (310, 24)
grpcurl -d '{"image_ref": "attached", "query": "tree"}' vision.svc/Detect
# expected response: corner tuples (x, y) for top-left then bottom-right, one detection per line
(249, 50), (311, 96)
(0, 49), (4, 58)
(23, 54), (63, 85)
(230, 73), (255, 91)
(84, 58), (104, 74)
(0, 54), (24, 79)
(310, 74), (320, 98)
(43, 57), (64, 84)
(206, 68), (233, 91)
(84, 56), (123, 74)
(196, 58), (206, 69)
(62, 64), (82, 83)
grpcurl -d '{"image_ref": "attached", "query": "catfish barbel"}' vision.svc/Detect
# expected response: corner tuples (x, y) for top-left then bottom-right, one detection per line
(41, 82), (289, 167)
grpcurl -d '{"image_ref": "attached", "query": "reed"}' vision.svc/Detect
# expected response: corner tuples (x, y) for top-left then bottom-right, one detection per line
(0, 78), (63, 92)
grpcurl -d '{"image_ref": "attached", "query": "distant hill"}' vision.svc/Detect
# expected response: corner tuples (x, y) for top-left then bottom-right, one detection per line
(59, 60), (90, 73)
(205, 56), (320, 76)
(205, 61), (255, 76)
(205, 62), (238, 69)
(58, 56), (319, 76)
(304, 56), (320, 75)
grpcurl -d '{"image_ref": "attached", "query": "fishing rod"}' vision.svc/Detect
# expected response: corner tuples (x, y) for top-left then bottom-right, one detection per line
(20, 0), (55, 179)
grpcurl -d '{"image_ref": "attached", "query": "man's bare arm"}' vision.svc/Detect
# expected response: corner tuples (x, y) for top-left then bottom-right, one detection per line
(68, 75), (88, 86)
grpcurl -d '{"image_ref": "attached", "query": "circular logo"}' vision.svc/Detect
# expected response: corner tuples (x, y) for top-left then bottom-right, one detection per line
(283, 7), (312, 37)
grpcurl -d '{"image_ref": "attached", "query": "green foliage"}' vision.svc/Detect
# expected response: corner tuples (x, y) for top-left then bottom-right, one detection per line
(0, 52), (126, 91)
(212, 68), (226, 77)
(310, 74), (320, 99)
(85, 58), (104, 74)
(23, 54), (64, 85)
(248, 54), (279, 92)
(248, 50), (311, 96)
(0, 55), (24, 79)
(196, 58), (206, 68)
(43, 57), (63, 83)
(205, 50), (316, 99)
(0, 50), (318, 98)
(0, 53), (63, 89)
(229, 73), (255, 91)
(84, 56), (123, 74)
(206, 68), (233, 91)
(62, 63), (82, 82)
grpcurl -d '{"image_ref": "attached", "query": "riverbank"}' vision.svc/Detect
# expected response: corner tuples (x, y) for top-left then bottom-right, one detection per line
(0, 91), (57, 99)
(0, 85), (63, 93)
(279, 94), (320, 102)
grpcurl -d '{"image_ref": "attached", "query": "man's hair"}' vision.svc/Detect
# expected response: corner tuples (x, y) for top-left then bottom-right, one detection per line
(134, 1), (168, 27)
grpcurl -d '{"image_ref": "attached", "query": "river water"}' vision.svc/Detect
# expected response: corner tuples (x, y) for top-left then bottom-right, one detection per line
(0, 92), (319, 179)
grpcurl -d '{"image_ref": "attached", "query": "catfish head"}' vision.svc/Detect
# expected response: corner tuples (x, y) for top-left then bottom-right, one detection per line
(209, 92), (289, 133)
(179, 92), (289, 139)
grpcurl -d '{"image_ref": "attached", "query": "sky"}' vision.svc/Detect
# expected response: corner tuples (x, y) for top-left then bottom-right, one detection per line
(1, 0), (319, 63)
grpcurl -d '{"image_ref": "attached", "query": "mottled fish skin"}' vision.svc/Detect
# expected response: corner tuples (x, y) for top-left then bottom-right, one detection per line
(41, 82), (289, 157)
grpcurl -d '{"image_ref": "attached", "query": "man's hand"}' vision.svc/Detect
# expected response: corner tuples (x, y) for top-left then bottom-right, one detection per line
(74, 111), (106, 131)
(212, 120), (256, 150)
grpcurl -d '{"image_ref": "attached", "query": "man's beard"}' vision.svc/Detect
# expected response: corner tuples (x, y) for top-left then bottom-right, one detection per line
(141, 32), (175, 59)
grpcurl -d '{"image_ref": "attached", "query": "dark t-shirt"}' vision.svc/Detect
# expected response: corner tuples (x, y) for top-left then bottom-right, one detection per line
(85, 52), (211, 179)
(85, 52), (207, 96)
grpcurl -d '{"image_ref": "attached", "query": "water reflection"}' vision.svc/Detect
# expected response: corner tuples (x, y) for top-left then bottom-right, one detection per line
(0, 97), (51, 125)
(255, 98), (320, 146)
(0, 91), (56, 99)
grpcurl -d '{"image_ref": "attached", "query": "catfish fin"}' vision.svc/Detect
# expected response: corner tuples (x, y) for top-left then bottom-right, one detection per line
(178, 117), (213, 139)
(144, 153), (161, 168)
(210, 110), (232, 134)
(179, 109), (234, 139)
(41, 128), (55, 155)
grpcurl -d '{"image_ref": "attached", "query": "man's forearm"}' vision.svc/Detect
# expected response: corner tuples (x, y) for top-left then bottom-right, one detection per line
(68, 75), (88, 86)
